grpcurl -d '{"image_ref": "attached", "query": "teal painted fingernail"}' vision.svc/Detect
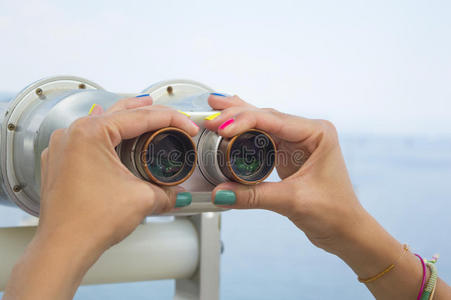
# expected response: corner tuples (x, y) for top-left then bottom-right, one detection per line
(175, 192), (192, 208)
(214, 190), (236, 205)
(210, 92), (227, 97)
(136, 93), (149, 98)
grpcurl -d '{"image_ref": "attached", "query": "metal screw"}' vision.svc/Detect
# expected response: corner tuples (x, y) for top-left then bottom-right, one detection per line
(13, 185), (22, 192)
(167, 86), (173, 95)
(78, 83), (86, 89)
(35, 88), (43, 96)
(7, 123), (16, 131)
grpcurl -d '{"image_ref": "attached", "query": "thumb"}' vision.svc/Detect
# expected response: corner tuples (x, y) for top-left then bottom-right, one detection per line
(144, 185), (186, 215)
(212, 181), (296, 215)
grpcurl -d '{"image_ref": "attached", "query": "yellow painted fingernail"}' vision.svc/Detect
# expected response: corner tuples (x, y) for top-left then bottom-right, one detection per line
(205, 112), (221, 120)
(178, 110), (191, 117)
(88, 104), (97, 115)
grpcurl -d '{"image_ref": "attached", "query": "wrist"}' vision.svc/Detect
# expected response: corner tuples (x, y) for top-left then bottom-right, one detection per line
(330, 209), (402, 276)
(33, 226), (105, 275)
(4, 228), (103, 300)
(331, 209), (425, 299)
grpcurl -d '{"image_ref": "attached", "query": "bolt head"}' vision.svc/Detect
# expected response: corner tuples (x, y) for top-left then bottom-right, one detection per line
(7, 123), (15, 131)
(13, 185), (21, 192)
(35, 88), (43, 96)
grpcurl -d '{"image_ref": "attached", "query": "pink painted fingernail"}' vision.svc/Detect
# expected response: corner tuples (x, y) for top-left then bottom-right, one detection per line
(219, 118), (234, 130)
(191, 120), (199, 128)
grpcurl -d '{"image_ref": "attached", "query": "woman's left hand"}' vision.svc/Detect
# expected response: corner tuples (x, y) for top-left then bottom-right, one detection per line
(3, 96), (199, 300)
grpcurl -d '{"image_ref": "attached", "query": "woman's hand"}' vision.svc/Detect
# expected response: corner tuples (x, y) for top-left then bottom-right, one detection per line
(38, 98), (199, 253)
(205, 94), (451, 300)
(3, 96), (199, 300)
(205, 94), (364, 254)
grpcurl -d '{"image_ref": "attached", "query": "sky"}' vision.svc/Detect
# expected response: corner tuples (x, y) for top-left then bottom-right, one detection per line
(0, 0), (450, 136)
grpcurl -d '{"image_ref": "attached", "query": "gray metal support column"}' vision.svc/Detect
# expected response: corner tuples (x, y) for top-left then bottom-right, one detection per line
(174, 212), (221, 300)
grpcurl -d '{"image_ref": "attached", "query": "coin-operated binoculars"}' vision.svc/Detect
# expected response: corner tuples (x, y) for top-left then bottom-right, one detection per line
(0, 76), (276, 217)
(0, 76), (277, 300)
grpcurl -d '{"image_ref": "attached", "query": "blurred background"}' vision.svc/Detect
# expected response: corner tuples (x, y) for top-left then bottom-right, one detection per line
(0, 0), (450, 299)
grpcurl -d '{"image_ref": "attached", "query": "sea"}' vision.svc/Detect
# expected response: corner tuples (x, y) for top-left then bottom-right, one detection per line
(1, 132), (451, 299)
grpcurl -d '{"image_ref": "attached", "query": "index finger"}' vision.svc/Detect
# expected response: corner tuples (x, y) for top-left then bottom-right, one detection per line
(70, 106), (199, 146)
(208, 94), (254, 110)
(217, 109), (318, 144)
(106, 95), (153, 113)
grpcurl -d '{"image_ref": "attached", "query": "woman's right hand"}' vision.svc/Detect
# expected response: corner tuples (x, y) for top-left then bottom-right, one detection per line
(205, 94), (451, 300)
(205, 94), (366, 255)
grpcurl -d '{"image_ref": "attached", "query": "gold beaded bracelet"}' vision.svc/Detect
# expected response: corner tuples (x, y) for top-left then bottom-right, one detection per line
(358, 244), (410, 284)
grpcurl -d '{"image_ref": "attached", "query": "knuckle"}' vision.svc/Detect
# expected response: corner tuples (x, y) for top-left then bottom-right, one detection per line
(319, 119), (337, 133)
(262, 107), (279, 114)
(69, 116), (104, 140)
(150, 104), (169, 110)
(221, 106), (243, 118)
(164, 198), (174, 213)
(70, 116), (93, 131)
(141, 187), (174, 215)
(318, 119), (338, 140)
(161, 190), (175, 212)
(114, 98), (127, 105)
(231, 95), (244, 103)
(40, 148), (48, 162)
(146, 187), (156, 199)
(146, 189), (157, 209)
(48, 129), (64, 146)
(246, 187), (260, 209)
(238, 110), (253, 119)
(116, 98), (131, 109)
(138, 189), (157, 215)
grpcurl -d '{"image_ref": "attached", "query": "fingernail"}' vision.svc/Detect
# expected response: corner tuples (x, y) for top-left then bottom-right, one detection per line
(191, 120), (199, 128)
(136, 93), (150, 98)
(88, 103), (97, 115)
(214, 190), (236, 205)
(210, 92), (227, 97)
(178, 110), (191, 117)
(175, 192), (192, 208)
(205, 112), (221, 121)
(219, 118), (234, 130)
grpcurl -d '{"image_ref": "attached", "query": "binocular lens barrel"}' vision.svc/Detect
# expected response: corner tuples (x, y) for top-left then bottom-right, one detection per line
(218, 129), (276, 184)
(139, 128), (197, 185)
(118, 127), (197, 186)
(197, 129), (276, 185)
(119, 128), (276, 186)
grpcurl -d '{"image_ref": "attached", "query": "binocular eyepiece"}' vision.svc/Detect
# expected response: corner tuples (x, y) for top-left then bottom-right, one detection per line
(117, 127), (276, 186)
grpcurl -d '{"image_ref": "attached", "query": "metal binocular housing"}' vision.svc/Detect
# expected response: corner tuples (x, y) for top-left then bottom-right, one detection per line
(0, 76), (276, 217)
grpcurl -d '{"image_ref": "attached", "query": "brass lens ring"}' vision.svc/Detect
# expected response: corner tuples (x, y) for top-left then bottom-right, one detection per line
(136, 127), (197, 186)
(218, 129), (276, 184)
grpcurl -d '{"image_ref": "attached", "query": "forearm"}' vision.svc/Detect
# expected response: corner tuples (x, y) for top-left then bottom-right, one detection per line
(334, 209), (451, 299)
(3, 230), (101, 300)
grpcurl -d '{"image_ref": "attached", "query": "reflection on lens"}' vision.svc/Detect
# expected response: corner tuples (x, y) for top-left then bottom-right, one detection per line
(218, 129), (276, 184)
(231, 156), (262, 177)
(230, 135), (264, 178)
(136, 128), (197, 186)
(147, 134), (185, 179)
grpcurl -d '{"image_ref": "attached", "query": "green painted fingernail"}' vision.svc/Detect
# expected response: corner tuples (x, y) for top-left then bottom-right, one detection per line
(175, 192), (192, 208)
(214, 190), (236, 205)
